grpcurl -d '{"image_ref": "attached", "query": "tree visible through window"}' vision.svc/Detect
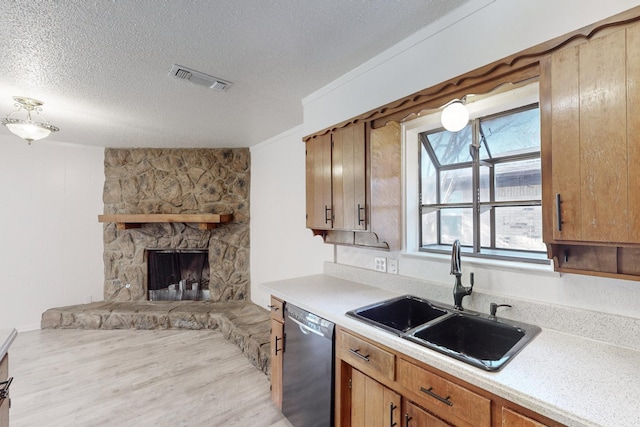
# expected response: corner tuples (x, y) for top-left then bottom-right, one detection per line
(419, 104), (545, 260)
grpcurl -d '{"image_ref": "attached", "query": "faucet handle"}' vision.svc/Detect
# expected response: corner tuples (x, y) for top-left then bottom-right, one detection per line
(489, 302), (512, 319)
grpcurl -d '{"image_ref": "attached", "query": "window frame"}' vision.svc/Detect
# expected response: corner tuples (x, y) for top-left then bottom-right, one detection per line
(404, 82), (548, 264)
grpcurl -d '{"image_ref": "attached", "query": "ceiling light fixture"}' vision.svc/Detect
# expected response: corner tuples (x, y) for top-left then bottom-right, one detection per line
(2, 96), (60, 144)
(441, 98), (469, 132)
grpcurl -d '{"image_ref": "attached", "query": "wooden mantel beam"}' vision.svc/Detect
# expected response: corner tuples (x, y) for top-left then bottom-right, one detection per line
(98, 214), (233, 230)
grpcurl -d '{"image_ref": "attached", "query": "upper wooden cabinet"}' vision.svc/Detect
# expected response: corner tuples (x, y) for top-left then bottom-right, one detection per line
(306, 132), (333, 230)
(306, 123), (367, 232)
(305, 121), (402, 250)
(542, 22), (640, 244)
(541, 20), (640, 279)
(332, 123), (367, 231)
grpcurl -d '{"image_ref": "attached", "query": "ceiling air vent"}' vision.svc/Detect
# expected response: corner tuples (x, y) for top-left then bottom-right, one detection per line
(169, 64), (232, 92)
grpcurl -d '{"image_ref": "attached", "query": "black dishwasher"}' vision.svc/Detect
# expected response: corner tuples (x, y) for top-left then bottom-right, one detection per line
(282, 303), (335, 427)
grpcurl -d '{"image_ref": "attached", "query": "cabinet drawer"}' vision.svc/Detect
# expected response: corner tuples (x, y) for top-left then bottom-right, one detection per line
(338, 330), (395, 381)
(502, 407), (548, 427)
(269, 296), (284, 322)
(398, 358), (490, 427)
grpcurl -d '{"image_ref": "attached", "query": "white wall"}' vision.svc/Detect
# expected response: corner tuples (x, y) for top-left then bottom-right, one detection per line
(299, 0), (640, 320)
(249, 126), (333, 308)
(303, 0), (640, 134)
(0, 135), (104, 331)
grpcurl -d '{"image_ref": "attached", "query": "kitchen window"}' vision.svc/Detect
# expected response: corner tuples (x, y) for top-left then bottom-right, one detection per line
(417, 98), (546, 263)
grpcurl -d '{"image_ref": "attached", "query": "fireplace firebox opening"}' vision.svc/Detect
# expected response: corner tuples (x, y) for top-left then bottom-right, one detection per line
(146, 249), (210, 301)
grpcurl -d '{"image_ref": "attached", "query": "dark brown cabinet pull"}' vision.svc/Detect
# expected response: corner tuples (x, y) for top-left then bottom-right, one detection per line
(275, 335), (282, 356)
(0, 377), (13, 402)
(357, 203), (366, 225)
(420, 386), (453, 406)
(389, 402), (397, 427)
(324, 205), (332, 224)
(348, 348), (370, 362)
(405, 414), (413, 426)
(555, 193), (562, 232)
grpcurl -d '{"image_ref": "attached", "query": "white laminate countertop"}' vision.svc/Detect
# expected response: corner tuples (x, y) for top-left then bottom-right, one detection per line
(262, 274), (640, 427)
(0, 329), (17, 361)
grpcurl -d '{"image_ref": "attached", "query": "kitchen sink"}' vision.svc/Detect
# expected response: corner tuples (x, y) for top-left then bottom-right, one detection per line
(346, 295), (448, 334)
(407, 313), (539, 371)
(347, 295), (540, 371)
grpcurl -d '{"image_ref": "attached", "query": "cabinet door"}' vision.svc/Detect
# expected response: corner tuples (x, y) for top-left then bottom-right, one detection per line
(0, 355), (8, 427)
(405, 400), (452, 427)
(306, 133), (333, 229)
(545, 24), (639, 243)
(270, 319), (284, 409)
(350, 368), (401, 427)
(332, 123), (367, 231)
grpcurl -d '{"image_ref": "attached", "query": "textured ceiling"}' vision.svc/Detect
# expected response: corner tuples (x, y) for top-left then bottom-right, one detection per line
(0, 0), (469, 148)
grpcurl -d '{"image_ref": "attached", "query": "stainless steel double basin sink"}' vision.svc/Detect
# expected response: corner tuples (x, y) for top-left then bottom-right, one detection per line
(346, 295), (540, 371)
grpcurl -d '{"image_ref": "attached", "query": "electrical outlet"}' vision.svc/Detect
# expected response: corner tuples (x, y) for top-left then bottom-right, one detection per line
(387, 259), (398, 274)
(374, 257), (387, 272)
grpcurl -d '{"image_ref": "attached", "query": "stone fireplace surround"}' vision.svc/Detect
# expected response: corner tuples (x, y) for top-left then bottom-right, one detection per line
(102, 148), (250, 302)
(41, 148), (271, 375)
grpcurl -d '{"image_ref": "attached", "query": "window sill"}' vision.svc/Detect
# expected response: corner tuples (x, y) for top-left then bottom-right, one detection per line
(400, 249), (559, 277)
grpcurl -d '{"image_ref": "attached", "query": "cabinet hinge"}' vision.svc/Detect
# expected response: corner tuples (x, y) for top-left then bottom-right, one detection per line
(349, 378), (352, 389)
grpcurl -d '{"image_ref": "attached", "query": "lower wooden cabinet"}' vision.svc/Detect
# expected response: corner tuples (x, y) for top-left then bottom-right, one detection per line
(0, 354), (9, 427)
(335, 326), (561, 427)
(269, 296), (284, 409)
(349, 367), (401, 427)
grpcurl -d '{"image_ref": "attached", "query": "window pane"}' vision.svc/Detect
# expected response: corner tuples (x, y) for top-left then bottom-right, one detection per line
(479, 165), (491, 202)
(421, 211), (438, 246)
(421, 143), (437, 205)
(492, 206), (545, 251)
(495, 158), (541, 201)
(423, 127), (472, 165)
(480, 208), (491, 247)
(440, 168), (472, 204)
(440, 208), (473, 246)
(480, 107), (540, 159)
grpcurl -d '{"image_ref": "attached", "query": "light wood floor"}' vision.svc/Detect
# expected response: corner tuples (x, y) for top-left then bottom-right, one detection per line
(9, 329), (293, 427)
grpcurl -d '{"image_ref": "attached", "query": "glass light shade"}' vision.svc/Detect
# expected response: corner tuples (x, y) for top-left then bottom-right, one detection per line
(441, 100), (469, 132)
(4, 119), (53, 142)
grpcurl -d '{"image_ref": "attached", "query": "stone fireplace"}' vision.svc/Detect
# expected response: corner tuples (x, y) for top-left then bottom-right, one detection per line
(102, 148), (249, 302)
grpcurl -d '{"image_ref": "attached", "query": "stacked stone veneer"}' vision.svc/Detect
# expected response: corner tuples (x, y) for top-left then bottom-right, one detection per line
(102, 148), (249, 302)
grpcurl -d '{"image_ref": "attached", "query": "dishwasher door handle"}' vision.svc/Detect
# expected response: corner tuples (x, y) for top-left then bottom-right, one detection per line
(287, 315), (324, 337)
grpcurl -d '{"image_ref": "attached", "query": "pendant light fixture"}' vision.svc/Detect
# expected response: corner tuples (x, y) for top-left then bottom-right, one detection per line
(441, 98), (469, 132)
(2, 97), (59, 144)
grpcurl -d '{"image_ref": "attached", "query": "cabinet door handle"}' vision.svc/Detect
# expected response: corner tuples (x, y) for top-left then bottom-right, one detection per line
(324, 205), (332, 224)
(274, 335), (282, 356)
(405, 414), (413, 426)
(357, 203), (366, 226)
(420, 386), (453, 406)
(389, 402), (397, 427)
(348, 348), (370, 362)
(0, 377), (12, 401)
(267, 305), (279, 312)
(555, 193), (562, 232)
